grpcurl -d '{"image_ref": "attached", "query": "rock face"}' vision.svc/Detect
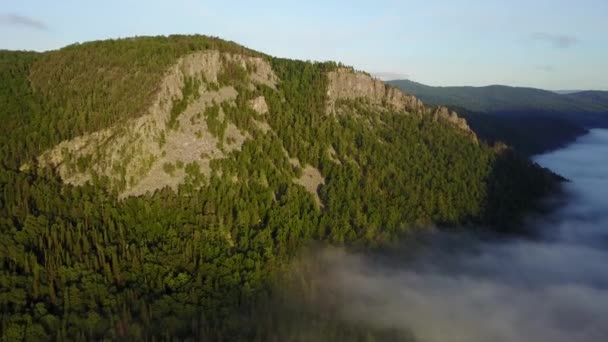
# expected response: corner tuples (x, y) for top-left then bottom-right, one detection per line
(327, 68), (426, 114)
(294, 165), (325, 208)
(36, 58), (476, 199)
(248, 96), (269, 115)
(38, 51), (278, 197)
(327, 68), (475, 137)
(431, 106), (471, 133)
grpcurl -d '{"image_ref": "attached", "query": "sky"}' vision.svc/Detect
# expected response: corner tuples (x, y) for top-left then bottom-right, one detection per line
(1, 0), (607, 90)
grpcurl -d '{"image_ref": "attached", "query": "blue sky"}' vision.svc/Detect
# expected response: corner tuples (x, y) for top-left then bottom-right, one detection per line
(1, 0), (607, 90)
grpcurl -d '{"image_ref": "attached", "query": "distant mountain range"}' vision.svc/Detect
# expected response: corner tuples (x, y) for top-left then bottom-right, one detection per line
(553, 90), (585, 95)
(389, 80), (608, 156)
(388, 80), (608, 114)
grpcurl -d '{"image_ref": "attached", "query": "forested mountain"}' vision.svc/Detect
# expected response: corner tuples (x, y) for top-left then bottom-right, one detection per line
(387, 79), (608, 114)
(0, 35), (559, 340)
(566, 90), (608, 107)
(388, 79), (608, 155)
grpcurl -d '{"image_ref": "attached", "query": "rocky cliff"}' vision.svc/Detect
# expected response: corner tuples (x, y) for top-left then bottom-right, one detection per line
(37, 50), (278, 197)
(35, 55), (477, 199)
(327, 68), (475, 137)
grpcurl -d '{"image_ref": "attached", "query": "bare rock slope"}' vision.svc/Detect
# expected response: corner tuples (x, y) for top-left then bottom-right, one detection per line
(327, 68), (475, 137)
(38, 51), (278, 197)
(37, 57), (476, 200)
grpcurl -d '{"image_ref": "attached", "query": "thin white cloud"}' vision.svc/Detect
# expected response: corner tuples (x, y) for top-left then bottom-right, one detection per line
(372, 71), (410, 81)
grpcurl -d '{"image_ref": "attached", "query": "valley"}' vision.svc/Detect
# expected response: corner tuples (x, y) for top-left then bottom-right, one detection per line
(389, 80), (608, 156)
(260, 129), (608, 342)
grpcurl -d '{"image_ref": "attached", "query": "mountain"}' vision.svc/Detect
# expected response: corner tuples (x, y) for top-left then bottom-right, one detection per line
(553, 90), (584, 95)
(0, 35), (559, 340)
(566, 90), (608, 108)
(388, 80), (608, 155)
(388, 80), (608, 114)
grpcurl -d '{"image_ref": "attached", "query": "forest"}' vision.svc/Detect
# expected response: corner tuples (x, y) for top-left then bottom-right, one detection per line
(389, 79), (608, 156)
(0, 35), (559, 340)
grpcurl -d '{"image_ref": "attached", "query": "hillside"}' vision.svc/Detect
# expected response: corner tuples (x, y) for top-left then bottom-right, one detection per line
(0, 35), (559, 340)
(388, 79), (608, 114)
(566, 90), (608, 108)
(388, 79), (608, 155)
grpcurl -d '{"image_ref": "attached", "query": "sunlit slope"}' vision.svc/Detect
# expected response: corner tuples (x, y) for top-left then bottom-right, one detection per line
(0, 35), (559, 340)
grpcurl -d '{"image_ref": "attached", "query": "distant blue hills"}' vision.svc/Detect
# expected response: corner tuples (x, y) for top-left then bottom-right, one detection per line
(388, 79), (608, 156)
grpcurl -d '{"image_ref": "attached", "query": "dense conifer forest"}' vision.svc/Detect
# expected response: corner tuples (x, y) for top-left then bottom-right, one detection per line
(0, 35), (559, 340)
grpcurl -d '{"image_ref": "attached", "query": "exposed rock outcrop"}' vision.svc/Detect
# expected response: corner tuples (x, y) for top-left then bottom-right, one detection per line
(326, 68), (476, 138)
(248, 96), (269, 115)
(327, 68), (426, 114)
(431, 106), (471, 133)
(294, 165), (325, 208)
(36, 56), (477, 200)
(38, 51), (278, 197)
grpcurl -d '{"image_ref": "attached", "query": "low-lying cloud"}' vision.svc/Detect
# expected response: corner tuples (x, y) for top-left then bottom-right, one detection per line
(282, 130), (608, 341)
(0, 13), (48, 31)
(531, 32), (580, 49)
(373, 71), (410, 81)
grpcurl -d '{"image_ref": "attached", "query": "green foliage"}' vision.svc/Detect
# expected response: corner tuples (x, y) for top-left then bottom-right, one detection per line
(204, 104), (227, 140)
(0, 50), (42, 169)
(0, 36), (560, 340)
(184, 162), (205, 187)
(162, 162), (176, 176)
(76, 154), (92, 173)
(217, 58), (249, 87)
(0, 36), (263, 169)
(168, 77), (201, 130)
(262, 58), (337, 165)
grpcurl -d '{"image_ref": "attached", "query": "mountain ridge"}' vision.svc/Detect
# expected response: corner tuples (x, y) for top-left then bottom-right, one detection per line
(24, 45), (476, 199)
(389, 79), (608, 156)
(388, 79), (608, 114)
(0, 35), (561, 340)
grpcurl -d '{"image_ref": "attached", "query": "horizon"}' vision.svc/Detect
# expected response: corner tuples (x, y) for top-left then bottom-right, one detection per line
(1, 0), (607, 90)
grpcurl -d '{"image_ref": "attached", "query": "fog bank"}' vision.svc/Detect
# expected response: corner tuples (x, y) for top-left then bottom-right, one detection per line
(287, 129), (608, 342)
